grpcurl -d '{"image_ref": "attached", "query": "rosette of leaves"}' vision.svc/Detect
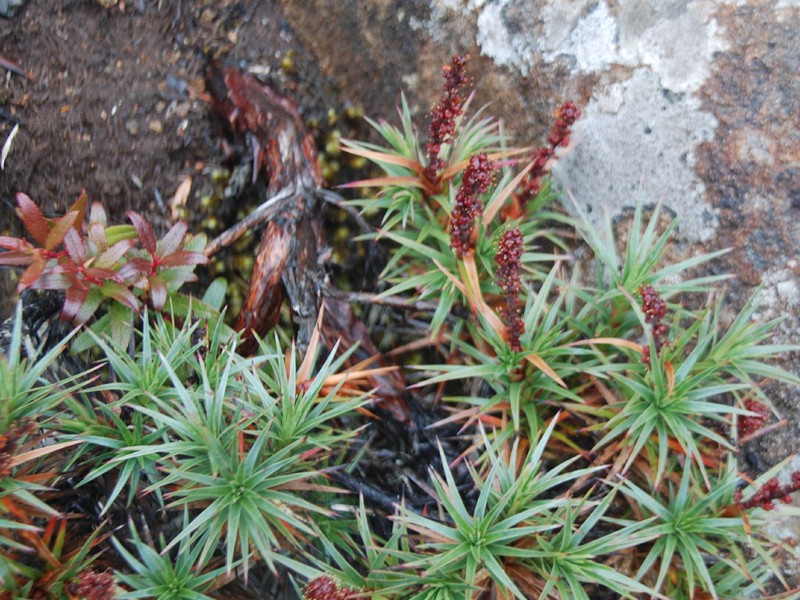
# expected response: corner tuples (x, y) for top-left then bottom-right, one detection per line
(0, 193), (139, 319)
(0, 192), (212, 350)
(0, 304), (93, 592)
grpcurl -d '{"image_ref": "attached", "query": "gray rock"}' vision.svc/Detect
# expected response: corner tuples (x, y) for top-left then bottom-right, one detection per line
(0, 0), (24, 18)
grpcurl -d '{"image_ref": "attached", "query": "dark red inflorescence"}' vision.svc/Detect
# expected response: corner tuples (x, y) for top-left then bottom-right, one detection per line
(495, 228), (525, 351)
(425, 55), (469, 185)
(450, 152), (493, 257)
(303, 576), (354, 600)
(638, 285), (669, 364)
(735, 472), (800, 510)
(738, 398), (770, 439)
(70, 570), (117, 600)
(509, 101), (581, 217)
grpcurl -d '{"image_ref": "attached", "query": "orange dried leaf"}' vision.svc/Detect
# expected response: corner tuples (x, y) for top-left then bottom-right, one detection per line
(432, 258), (467, 296)
(66, 190), (88, 232)
(339, 176), (426, 189)
(525, 352), (567, 388)
(340, 143), (423, 172)
(322, 366), (398, 387)
(10, 440), (83, 468)
(44, 210), (78, 251)
(298, 304), (325, 383)
(170, 176), (192, 221)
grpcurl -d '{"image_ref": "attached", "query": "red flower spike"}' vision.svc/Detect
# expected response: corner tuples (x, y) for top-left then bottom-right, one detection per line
(70, 569), (116, 600)
(495, 228), (525, 351)
(638, 285), (669, 365)
(738, 399), (769, 438)
(425, 54), (469, 185)
(508, 101), (581, 218)
(450, 152), (493, 257)
(303, 576), (355, 600)
(548, 101), (581, 148)
(736, 473), (800, 510)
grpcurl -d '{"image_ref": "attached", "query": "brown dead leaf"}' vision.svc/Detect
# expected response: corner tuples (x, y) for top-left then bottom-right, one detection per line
(170, 175), (192, 221)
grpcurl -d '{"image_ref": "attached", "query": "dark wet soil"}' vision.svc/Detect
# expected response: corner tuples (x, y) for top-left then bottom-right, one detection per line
(0, 0), (368, 319)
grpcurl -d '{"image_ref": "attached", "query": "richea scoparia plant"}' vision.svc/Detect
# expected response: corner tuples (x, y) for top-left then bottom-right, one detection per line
(0, 54), (799, 599)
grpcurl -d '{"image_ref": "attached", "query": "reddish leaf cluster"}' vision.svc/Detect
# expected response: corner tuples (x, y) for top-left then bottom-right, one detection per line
(0, 420), (35, 477)
(735, 472), (800, 510)
(120, 211), (209, 312)
(425, 54), (469, 185)
(0, 193), (207, 323)
(450, 153), (493, 257)
(508, 101), (581, 218)
(69, 569), (116, 600)
(738, 398), (770, 438)
(639, 285), (669, 364)
(303, 576), (355, 600)
(495, 228), (525, 351)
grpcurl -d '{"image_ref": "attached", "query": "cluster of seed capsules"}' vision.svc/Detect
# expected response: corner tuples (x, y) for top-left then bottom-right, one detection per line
(303, 576), (356, 600)
(735, 472), (800, 510)
(638, 284), (669, 364)
(425, 54), (469, 184)
(449, 152), (493, 257)
(495, 228), (525, 351)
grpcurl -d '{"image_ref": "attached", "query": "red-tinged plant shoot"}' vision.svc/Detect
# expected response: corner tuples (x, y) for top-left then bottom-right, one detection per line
(122, 213), (208, 311)
(495, 228), (525, 351)
(450, 152), (493, 257)
(425, 54), (469, 186)
(0, 192), (208, 325)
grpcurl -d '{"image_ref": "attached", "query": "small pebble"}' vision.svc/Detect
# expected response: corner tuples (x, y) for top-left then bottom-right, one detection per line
(125, 119), (139, 135)
(174, 101), (191, 118)
(148, 120), (164, 134)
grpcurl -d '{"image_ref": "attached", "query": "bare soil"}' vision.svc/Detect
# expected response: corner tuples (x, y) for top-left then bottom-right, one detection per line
(0, 0), (362, 318)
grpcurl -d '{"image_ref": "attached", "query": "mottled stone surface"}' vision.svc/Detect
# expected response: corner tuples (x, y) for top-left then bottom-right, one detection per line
(555, 69), (719, 243)
(0, 0), (25, 18)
